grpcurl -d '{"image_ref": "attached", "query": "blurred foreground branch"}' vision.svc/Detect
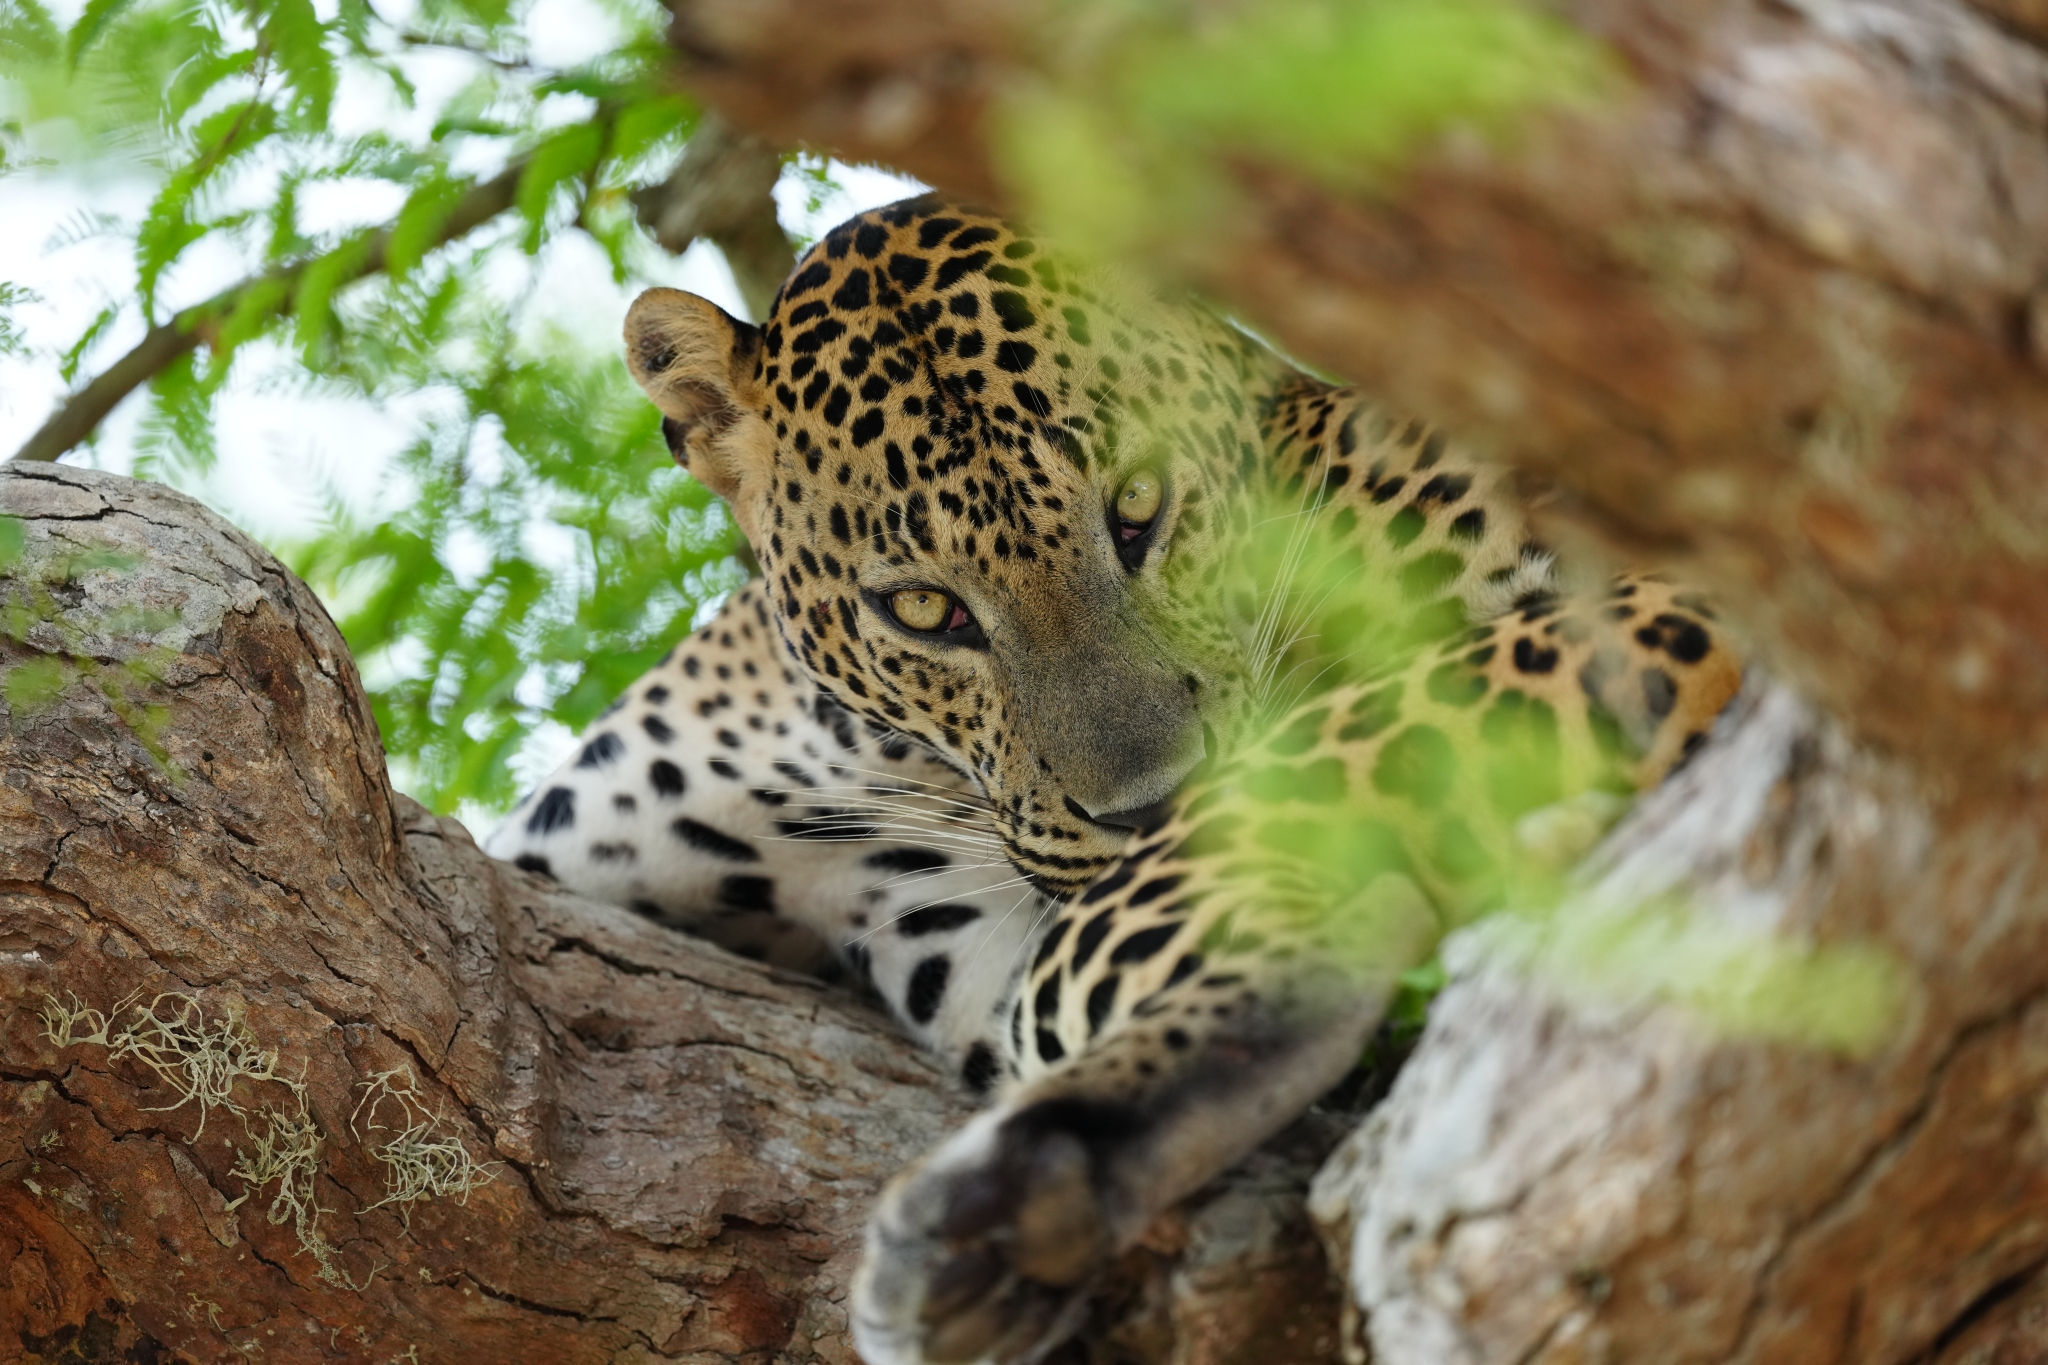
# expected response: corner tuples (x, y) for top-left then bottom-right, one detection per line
(665, 0), (2048, 792)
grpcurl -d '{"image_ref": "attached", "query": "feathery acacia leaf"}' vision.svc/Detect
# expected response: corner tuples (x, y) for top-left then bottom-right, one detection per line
(9, 0), (768, 808)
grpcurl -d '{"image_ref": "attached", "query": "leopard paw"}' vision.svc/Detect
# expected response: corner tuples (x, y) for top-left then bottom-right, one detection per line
(852, 1104), (1136, 1364)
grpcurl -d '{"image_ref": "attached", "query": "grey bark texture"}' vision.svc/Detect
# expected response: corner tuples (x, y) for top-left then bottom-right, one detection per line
(0, 464), (1335, 1363)
(1311, 683), (2048, 1365)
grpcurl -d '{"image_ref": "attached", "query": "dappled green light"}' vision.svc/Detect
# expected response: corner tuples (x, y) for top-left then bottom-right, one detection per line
(1127, 0), (1612, 180)
(0, 536), (181, 765)
(997, 0), (1613, 261)
(1470, 896), (1905, 1054)
(1163, 474), (1904, 1055)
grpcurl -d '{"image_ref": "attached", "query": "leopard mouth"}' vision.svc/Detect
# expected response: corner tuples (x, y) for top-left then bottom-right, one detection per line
(1062, 793), (1177, 835)
(998, 833), (1119, 903)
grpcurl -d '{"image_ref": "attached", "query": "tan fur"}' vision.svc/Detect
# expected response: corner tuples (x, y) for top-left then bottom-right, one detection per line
(623, 287), (770, 502)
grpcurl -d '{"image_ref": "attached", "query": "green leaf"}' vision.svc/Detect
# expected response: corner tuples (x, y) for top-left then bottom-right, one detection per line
(214, 273), (293, 354)
(136, 99), (282, 309)
(514, 121), (603, 253)
(4, 656), (74, 714)
(0, 281), (37, 358)
(291, 230), (377, 360)
(64, 0), (138, 68)
(604, 93), (695, 180)
(134, 349), (218, 475)
(259, 0), (337, 124)
(386, 173), (468, 279)
(0, 0), (60, 65)
(165, 46), (258, 124)
(59, 305), (119, 384)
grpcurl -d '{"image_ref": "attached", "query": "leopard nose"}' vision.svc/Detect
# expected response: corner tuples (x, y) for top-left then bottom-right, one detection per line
(1071, 795), (1177, 834)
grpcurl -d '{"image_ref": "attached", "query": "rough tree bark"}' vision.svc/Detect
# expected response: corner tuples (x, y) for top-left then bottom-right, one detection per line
(652, 2), (2048, 1362)
(0, 464), (1340, 1363)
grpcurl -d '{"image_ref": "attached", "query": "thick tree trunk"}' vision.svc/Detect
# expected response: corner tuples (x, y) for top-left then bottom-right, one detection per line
(0, 465), (1338, 1363)
(656, 1), (2048, 1361)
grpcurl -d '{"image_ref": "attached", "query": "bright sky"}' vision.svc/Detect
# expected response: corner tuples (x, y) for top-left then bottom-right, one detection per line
(0, 168), (924, 542)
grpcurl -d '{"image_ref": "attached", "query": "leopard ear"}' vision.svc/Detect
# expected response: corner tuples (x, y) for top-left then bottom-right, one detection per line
(624, 287), (771, 503)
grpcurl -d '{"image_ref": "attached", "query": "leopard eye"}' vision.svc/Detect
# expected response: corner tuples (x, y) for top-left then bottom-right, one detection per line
(889, 588), (958, 633)
(1116, 469), (1163, 527)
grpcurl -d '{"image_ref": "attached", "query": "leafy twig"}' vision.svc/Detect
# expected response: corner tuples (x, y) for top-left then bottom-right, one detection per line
(396, 32), (534, 72)
(10, 162), (525, 465)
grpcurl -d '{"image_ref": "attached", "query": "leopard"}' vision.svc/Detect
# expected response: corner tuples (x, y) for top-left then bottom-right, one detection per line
(490, 192), (1744, 1365)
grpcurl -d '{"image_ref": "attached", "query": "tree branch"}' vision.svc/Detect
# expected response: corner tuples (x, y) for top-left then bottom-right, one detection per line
(1965, 0), (2048, 44)
(0, 462), (1347, 1363)
(13, 107), (801, 468)
(6, 162), (524, 466)
(631, 111), (795, 320)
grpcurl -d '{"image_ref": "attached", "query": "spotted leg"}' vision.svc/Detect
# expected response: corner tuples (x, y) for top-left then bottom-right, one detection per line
(486, 582), (1054, 1088)
(853, 862), (1435, 1365)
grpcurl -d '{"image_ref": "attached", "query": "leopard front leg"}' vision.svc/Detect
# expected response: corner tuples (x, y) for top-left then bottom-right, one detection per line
(851, 580), (1744, 1363)
(852, 846), (1440, 1365)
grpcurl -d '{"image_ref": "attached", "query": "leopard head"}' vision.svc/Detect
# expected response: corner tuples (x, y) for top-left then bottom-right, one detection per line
(625, 195), (1281, 895)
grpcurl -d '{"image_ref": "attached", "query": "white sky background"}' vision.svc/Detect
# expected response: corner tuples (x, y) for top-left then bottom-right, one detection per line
(0, 0), (922, 810)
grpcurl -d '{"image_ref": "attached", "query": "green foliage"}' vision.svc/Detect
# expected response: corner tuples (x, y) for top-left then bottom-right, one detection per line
(0, 282), (35, 359)
(1388, 960), (1447, 1032)
(1162, 466), (1903, 1055)
(1471, 895), (1904, 1053)
(999, 0), (1613, 259)
(288, 269), (745, 811)
(516, 120), (604, 251)
(1128, 0), (1611, 177)
(1, 0), (701, 473)
(4, 0), (756, 809)
(2, 654), (70, 711)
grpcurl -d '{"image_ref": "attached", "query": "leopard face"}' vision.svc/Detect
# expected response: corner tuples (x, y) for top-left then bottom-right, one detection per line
(626, 196), (1286, 895)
